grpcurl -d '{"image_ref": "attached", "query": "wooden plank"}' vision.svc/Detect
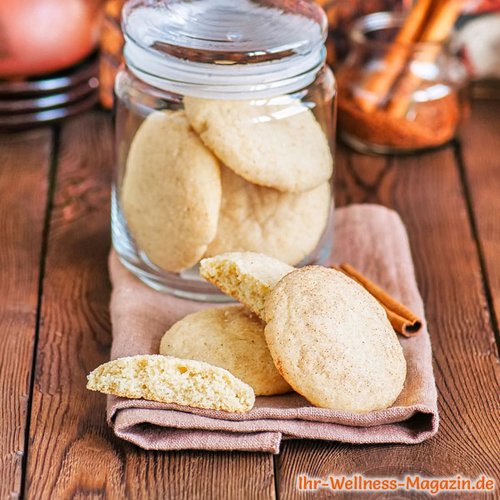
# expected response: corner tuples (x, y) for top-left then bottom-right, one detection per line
(24, 111), (275, 499)
(460, 99), (500, 346)
(279, 141), (500, 498)
(0, 129), (51, 499)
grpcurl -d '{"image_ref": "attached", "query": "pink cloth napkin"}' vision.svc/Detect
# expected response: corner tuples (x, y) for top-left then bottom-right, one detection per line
(106, 204), (438, 453)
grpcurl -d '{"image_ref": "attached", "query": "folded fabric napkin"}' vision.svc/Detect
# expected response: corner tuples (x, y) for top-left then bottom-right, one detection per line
(106, 204), (438, 453)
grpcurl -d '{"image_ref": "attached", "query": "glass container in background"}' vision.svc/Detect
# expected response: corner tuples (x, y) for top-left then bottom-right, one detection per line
(315, 0), (411, 66)
(337, 11), (468, 154)
(113, 0), (337, 300)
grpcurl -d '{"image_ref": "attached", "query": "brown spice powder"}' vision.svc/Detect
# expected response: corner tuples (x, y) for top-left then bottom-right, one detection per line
(337, 71), (461, 151)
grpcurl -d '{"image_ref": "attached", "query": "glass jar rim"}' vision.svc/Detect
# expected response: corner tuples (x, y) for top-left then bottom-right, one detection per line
(350, 11), (451, 51)
(121, 0), (329, 99)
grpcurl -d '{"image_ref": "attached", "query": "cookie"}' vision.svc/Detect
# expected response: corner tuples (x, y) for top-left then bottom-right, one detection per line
(184, 97), (333, 192)
(160, 305), (291, 396)
(264, 266), (407, 413)
(86, 354), (255, 413)
(121, 110), (221, 273)
(205, 166), (332, 265)
(200, 252), (294, 320)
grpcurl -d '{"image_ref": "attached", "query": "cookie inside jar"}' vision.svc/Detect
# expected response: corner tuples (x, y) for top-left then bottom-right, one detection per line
(113, 0), (337, 300)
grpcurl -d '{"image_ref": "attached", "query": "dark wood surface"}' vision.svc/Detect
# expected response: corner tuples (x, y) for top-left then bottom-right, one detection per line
(0, 99), (499, 499)
(0, 129), (51, 499)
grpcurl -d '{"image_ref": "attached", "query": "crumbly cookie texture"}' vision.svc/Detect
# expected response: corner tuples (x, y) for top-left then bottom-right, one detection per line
(121, 110), (221, 273)
(264, 266), (407, 413)
(184, 97), (333, 193)
(86, 354), (255, 413)
(160, 305), (292, 396)
(205, 165), (331, 265)
(199, 252), (294, 320)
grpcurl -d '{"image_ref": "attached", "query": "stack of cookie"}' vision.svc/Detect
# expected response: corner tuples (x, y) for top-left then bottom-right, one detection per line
(120, 96), (334, 274)
(199, 252), (407, 412)
(88, 252), (407, 414)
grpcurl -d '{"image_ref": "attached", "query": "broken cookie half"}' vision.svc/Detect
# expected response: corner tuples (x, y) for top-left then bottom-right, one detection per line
(87, 354), (255, 413)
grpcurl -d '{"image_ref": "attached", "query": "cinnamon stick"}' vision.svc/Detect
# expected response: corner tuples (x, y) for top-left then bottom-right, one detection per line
(386, 0), (462, 118)
(333, 263), (423, 337)
(354, 0), (436, 113)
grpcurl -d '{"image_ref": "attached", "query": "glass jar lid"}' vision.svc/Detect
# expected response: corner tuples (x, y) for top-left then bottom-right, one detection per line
(122, 0), (328, 99)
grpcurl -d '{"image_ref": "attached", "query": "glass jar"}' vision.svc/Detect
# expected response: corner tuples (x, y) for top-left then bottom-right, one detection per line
(315, 0), (411, 66)
(113, 0), (337, 300)
(337, 12), (467, 154)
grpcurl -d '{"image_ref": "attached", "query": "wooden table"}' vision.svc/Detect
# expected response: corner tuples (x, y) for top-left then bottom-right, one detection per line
(1, 96), (499, 499)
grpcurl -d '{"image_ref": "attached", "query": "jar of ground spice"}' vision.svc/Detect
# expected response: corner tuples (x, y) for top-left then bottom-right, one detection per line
(337, 5), (468, 154)
(113, 0), (336, 299)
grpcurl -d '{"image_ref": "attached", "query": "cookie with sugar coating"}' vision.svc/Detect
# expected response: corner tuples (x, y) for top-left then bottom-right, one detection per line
(183, 97), (333, 192)
(200, 252), (294, 320)
(205, 166), (332, 265)
(86, 354), (255, 413)
(121, 110), (221, 273)
(160, 305), (292, 396)
(264, 266), (407, 413)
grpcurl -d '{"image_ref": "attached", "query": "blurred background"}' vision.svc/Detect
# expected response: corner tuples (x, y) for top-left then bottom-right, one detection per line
(0, 0), (498, 131)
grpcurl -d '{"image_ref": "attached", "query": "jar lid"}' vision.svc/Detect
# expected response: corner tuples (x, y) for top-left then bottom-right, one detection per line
(122, 0), (328, 99)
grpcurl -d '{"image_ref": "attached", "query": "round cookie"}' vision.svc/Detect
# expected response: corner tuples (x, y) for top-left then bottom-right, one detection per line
(183, 97), (333, 192)
(205, 166), (331, 265)
(121, 110), (221, 273)
(160, 305), (292, 396)
(264, 266), (407, 413)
